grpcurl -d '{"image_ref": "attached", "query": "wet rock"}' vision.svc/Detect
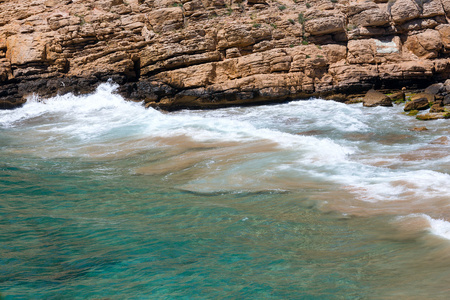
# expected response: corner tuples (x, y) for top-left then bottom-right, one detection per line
(404, 97), (430, 111)
(411, 93), (436, 103)
(411, 126), (428, 131)
(416, 112), (450, 120)
(429, 104), (445, 112)
(363, 89), (393, 107)
(388, 91), (405, 102)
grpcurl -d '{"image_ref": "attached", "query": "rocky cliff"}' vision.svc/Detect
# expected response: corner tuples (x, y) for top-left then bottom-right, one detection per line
(1, 0), (450, 110)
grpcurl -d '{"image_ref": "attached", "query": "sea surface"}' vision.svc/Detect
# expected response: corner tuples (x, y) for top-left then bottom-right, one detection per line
(1, 83), (450, 299)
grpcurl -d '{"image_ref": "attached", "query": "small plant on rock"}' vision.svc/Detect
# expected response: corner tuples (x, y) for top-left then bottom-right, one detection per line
(298, 12), (305, 24)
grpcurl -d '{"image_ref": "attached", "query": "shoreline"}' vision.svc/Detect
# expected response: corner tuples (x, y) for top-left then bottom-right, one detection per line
(2, 0), (450, 115)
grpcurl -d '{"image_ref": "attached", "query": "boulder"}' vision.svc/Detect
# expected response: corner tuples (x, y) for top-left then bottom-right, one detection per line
(388, 91), (405, 102)
(424, 83), (444, 94)
(404, 97), (430, 111)
(411, 92), (436, 103)
(429, 104), (445, 112)
(363, 89), (393, 107)
(444, 94), (450, 105)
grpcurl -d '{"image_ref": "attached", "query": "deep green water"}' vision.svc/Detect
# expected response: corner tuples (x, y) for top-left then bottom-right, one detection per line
(1, 84), (450, 299)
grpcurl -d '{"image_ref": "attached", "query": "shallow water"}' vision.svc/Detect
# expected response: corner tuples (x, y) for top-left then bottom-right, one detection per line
(1, 83), (450, 299)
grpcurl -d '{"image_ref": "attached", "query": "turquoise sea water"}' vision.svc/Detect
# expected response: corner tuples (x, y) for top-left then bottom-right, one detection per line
(1, 84), (450, 299)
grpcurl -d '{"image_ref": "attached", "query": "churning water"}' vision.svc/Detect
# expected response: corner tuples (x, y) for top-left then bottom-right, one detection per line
(1, 83), (450, 299)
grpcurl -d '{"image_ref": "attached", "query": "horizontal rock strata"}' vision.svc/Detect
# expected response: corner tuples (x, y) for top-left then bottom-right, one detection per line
(1, 0), (450, 110)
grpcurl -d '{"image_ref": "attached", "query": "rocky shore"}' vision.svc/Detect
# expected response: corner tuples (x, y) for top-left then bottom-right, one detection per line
(1, 0), (450, 115)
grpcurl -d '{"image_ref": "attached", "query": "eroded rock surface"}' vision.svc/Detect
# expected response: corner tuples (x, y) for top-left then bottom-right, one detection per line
(1, 0), (450, 110)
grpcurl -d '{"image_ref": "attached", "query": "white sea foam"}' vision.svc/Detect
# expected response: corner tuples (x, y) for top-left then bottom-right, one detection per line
(399, 214), (450, 240)
(425, 215), (450, 240)
(1, 83), (449, 204)
(335, 167), (450, 203)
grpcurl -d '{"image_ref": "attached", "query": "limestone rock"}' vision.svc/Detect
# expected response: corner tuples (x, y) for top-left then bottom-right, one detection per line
(442, 0), (450, 17)
(304, 10), (345, 36)
(437, 24), (450, 49)
(1, 0), (450, 111)
(343, 2), (379, 16)
(6, 34), (46, 65)
(421, 0), (445, 17)
(217, 24), (254, 50)
(350, 8), (390, 27)
(389, 0), (421, 24)
(363, 89), (393, 107)
(347, 39), (376, 64)
(322, 44), (347, 63)
(404, 30), (443, 59)
(147, 7), (184, 32)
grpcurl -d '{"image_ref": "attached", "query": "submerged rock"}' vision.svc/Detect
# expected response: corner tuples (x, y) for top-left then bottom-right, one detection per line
(430, 136), (449, 144)
(411, 127), (428, 131)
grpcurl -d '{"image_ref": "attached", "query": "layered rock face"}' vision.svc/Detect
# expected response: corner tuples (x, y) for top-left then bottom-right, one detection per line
(1, 0), (450, 110)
